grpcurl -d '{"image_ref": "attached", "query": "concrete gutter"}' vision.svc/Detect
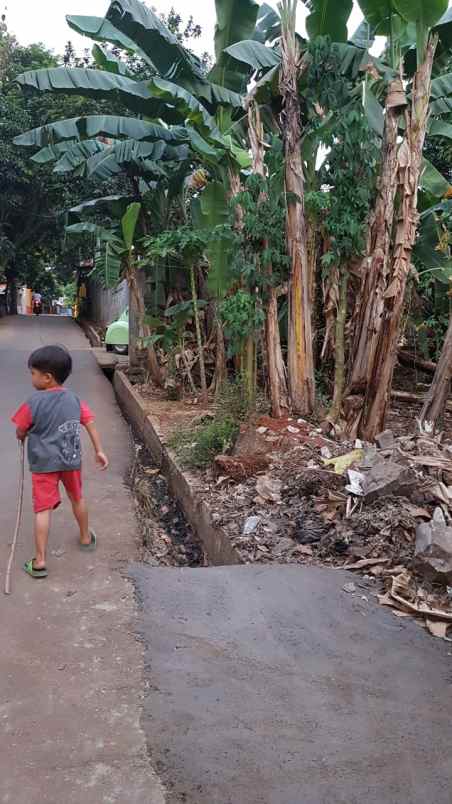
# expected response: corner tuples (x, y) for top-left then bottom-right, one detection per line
(114, 370), (242, 567)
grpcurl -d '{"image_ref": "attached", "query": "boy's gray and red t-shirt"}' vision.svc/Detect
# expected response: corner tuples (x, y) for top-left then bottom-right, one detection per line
(12, 388), (94, 473)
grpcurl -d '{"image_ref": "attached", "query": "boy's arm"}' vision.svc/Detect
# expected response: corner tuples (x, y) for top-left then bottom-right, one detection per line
(83, 421), (109, 470)
(11, 403), (32, 441)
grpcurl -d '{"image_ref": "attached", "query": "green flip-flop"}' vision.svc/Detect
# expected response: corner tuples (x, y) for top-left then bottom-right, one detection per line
(24, 559), (48, 579)
(80, 530), (97, 552)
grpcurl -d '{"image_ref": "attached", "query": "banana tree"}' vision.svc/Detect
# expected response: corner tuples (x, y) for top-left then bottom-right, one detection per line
(421, 314), (452, 429)
(226, 0), (357, 415)
(247, 98), (289, 417)
(277, 0), (314, 414)
(67, 202), (149, 371)
(142, 227), (210, 403)
(346, 0), (450, 440)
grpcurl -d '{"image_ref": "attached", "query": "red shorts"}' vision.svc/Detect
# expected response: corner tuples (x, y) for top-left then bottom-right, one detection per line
(32, 470), (83, 514)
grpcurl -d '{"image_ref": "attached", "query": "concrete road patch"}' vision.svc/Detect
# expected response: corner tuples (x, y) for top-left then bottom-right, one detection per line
(132, 564), (452, 804)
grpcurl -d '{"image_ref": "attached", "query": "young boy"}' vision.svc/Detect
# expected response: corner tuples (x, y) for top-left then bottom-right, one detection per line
(12, 345), (109, 579)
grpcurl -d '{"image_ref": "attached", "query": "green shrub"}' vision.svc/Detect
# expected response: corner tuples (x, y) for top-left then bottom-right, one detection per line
(169, 415), (239, 470)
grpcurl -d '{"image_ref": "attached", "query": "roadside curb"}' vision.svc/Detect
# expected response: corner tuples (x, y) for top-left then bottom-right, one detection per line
(113, 370), (242, 567)
(78, 318), (102, 347)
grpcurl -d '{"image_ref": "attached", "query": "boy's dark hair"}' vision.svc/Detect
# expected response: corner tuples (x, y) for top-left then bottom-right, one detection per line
(28, 345), (72, 384)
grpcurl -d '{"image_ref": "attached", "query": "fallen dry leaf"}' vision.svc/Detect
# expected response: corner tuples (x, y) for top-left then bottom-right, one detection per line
(255, 475), (282, 503)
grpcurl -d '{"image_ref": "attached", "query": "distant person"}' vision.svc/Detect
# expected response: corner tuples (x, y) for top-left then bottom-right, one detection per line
(32, 291), (42, 316)
(11, 345), (109, 579)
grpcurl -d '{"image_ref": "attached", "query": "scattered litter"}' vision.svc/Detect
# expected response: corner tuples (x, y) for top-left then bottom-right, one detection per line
(243, 516), (260, 535)
(376, 429), (395, 451)
(323, 449), (364, 475)
(426, 619), (450, 639)
(345, 469), (364, 496)
(342, 582), (357, 594)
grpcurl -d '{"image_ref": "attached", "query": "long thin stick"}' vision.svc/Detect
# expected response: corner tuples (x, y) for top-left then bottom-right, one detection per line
(4, 441), (25, 595)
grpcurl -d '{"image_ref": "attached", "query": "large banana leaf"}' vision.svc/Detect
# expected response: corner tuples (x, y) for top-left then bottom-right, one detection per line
(252, 3), (281, 43)
(430, 71), (452, 100)
(335, 42), (396, 79)
(209, 0), (260, 92)
(392, 0), (448, 27)
(434, 6), (452, 46)
(53, 141), (108, 173)
(16, 68), (181, 121)
(428, 119), (452, 140)
(185, 127), (223, 162)
(92, 43), (131, 76)
(56, 140), (173, 176)
(224, 40), (281, 71)
(305, 0), (353, 43)
(192, 181), (235, 297)
(356, 1), (395, 36)
(14, 116), (188, 148)
(429, 97), (452, 116)
(420, 158), (451, 197)
(121, 202), (141, 251)
(363, 84), (384, 136)
(66, 221), (125, 288)
(415, 210), (452, 283)
(67, 14), (152, 66)
(350, 19), (375, 48)
(85, 141), (177, 181)
(66, 222), (100, 235)
(178, 79), (243, 113)
(69, 195), (135, 218)
(31, 142), (77, 163)
(149, 77), (223, 142)
(105, 0), (204, 81)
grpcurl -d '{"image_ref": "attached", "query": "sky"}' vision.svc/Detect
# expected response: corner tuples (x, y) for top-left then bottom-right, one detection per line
(6, 0), (366, 58)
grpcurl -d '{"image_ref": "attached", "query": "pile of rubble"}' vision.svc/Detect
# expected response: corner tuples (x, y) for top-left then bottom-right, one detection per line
(206, 421), (452, 639)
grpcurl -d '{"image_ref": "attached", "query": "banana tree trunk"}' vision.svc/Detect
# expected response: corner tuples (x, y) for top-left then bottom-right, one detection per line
(129, 264), (162, 385)
(328, 269), (348, 423)
(189, 263), (208, 404)
(280, 0), (315, 415)
(360, 35), (438, 440)
(248, 100), (289, 418)
(347, 82), (402, 397)
(420, 314), (452, 431)
(228, 167), (257, 407)
(128, 267), (143, 371)
(212, 315), (227, 395)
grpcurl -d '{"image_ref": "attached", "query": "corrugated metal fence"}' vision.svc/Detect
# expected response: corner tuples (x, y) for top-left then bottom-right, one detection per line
(84, 278), (129, 326)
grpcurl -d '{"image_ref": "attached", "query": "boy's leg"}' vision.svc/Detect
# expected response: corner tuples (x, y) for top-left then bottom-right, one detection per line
(61, 471), (90, 545)
(34, 510), (51, 569)
(70, 497), (91, 546)
(31, 473), (60, 569)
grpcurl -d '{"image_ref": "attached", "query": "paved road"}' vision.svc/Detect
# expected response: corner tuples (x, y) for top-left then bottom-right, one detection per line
(3, 316), (452, 804)
(0, 316), (164, 804)
(133, 565), (452, 804)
